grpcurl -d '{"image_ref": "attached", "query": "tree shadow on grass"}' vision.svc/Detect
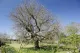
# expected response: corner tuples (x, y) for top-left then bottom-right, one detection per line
(21, 45), (57, 51)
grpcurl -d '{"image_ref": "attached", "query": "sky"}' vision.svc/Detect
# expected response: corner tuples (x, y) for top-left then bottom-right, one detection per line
(0, 0), (80, 35)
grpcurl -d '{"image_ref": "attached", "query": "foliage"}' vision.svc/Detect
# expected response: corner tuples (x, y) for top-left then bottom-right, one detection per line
(60, 34), (80, 46)
(66, 22), (79, 35)
(59, 34), (80, 53)
(1, 45), (17, 53)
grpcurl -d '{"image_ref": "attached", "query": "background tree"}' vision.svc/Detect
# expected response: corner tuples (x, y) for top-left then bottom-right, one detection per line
(44, 21), (60, 43)
(66, 22), (79, 35)
(10, 0), (59, 49)
(0, 33), (9, 47)
(59, 22), (80, 52)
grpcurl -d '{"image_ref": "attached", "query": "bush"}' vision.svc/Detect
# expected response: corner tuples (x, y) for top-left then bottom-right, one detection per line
(0, 41), (5, 47)
(1, 45), (17, 53)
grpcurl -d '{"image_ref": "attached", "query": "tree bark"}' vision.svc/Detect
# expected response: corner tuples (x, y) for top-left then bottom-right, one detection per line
(34, 39), (40, 49)
(0, 41), (1, 47)
(31, 33), (40, 49)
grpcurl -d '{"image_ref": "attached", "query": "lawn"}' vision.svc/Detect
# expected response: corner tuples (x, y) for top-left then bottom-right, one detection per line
(5, 42), (73, 53)
(9, 43), (34, 49)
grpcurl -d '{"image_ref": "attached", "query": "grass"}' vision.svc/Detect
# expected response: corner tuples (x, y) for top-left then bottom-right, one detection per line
(1, 42), (78, 53)
(1, 45), (17, 53)
(17, 47), (72, 53)
(7, 43), (72, 53)
(8, 42), (34, 49)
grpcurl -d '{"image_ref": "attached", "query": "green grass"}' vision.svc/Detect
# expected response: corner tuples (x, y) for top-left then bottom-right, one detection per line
(1, 45), (17, 53)
(8, 42), (34, 49)
(19, 47), (72, 53)
(3, 42), (78, 53)
(0, 45), (73, 53)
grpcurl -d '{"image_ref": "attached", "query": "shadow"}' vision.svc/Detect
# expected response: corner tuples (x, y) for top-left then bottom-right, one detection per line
(21, 45), (57, 51)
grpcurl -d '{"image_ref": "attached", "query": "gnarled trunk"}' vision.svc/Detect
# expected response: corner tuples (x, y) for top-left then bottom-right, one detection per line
(31, 33), (40, 49)
(34, 39), (39, 49)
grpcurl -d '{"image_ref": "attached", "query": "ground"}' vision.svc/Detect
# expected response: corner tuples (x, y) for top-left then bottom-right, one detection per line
(5, 42), (72, 53)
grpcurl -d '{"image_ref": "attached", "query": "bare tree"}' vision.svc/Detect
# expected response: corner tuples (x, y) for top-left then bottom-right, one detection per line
(10, 0), (59, 49)
(0, 33), (9, 47)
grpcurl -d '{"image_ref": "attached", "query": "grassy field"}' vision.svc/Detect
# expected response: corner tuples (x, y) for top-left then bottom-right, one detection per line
(5, 42), (73, 53)
(9, 43), (34, 49)
(0, 41), (78, 53)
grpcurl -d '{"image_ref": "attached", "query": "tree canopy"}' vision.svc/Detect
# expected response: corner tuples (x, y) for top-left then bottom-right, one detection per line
(10, 0), (60, 49)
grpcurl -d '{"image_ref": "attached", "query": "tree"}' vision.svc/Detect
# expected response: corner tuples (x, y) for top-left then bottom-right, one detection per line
(0, 33), (9, 47)
(10, 0), (59, 49)
(66, 22), (79, 35)
(60, 34), (80, 52)
(59, 22), (80, 52)
(44, 21), (60, 41)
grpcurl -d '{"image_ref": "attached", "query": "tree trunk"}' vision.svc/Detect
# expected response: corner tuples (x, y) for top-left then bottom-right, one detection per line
(0, 40), (1, 47)
(0, 42), (1, 47)
(34, 39), (40, 49)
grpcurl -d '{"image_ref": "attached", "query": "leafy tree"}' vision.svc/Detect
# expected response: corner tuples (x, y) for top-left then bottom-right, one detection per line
(59, 23), (80, 53)
(60, 34), (80, 53)
(66, 22), (78, 35)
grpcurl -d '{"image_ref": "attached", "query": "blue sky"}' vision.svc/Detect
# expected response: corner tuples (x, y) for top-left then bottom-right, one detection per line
(0, 0), (80, 34)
